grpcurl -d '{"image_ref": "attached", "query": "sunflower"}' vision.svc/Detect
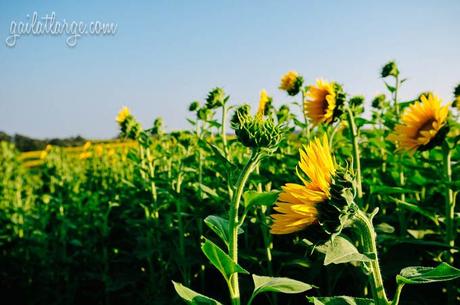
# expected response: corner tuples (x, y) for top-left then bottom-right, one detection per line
(257, 89), (270, 118)
(271, 135), (336, 234)
(304, 79), (339, 125)
(388, 94), (449, 153)
(116, 106), (131, 124)
(279, 71), (303, 96)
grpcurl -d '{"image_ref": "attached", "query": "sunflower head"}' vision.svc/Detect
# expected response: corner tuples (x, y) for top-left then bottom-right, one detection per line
(304, 79), (346, 125)
(279, 71), (304, 96)
(206, 87), (227, 109)
(257, 89), (272, 118)
(116, 107), (143, 140)
(381, 61), (399, 78)
(231, 103), (285, 152)
(388, 94), (450, 153)
(270, 135), (355, 240)
(116, 106), (131, 124)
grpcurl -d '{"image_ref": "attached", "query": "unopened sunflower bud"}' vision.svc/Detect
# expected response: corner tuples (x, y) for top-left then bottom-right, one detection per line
(231, 104), (285, 152)
(453, 83), (460, 109)
(205, 87), (226, 109)
(371, 94), (387, 109)
(276, 104), (291, 124)
(197, 107), (213, 121)
(381, 61), (399, 78)
(189, 101), (200, 112)
(348, 96), (365, 115)
(151, 117), (164, 136)
(279, 71), (304, 96)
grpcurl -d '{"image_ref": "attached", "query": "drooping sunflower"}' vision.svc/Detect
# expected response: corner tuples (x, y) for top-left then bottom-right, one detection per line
(304, 79), (343, 125)
(116, 106), (131, 124)
(279, 71), (303, 96)
(271, 135), (337, 234)
(388, 94), (450, 153)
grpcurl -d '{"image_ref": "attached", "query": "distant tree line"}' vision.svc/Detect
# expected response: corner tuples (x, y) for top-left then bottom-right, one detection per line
(0, 131), (87, 152)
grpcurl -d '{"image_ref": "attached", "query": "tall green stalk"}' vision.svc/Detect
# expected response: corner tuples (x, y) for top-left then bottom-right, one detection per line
(443, 142), (455, 305)
(346, 107), (363, 201)
(227, 149), (262, 305)
(354, 210), (389, 305)
(221, 104), (228, 157)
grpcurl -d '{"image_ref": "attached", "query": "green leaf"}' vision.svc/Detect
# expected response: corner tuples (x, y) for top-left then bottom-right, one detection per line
(371, 185), (416, 195)
(201, 238), (249, 281)
(389, 197), (439, 225)
(308, 296), (375, 305)
(383, 81), (396, 93)
(243, 191), (279, 209)
(251, 274), (312, 298)
(323, 236), (372, 265)
(204, 215), (243, 248)
(396, 262), (460, 285)
(172, 281), (223, 305)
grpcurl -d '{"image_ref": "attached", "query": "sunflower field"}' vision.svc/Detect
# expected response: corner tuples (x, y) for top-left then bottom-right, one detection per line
(1, 62), (459, 305)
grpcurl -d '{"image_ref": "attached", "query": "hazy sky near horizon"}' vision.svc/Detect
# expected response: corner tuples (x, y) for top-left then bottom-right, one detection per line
(1, 1), (459, 139)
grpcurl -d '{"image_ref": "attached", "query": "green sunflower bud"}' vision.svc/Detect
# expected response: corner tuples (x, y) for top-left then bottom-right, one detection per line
(381, 61), (399, 78)
(231, 104), (286, 152)
(276, 104), (291, 124)
(371, 94), (387, 109)
(349, 95), (365, 115)
(151, 117), (164, 136)
(453, 84), (460, 108)
(197, 107), (213, 121)
(332, 83), (347, 122)
(189, 101), (200, 112)
(205, 87), (226, 109)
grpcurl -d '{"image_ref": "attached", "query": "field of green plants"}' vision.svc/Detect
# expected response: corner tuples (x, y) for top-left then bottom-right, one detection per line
(1, 62), (459, 305)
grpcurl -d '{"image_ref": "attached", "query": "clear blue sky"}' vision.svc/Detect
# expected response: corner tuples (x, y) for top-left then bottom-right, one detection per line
(1, 0), (459, 139)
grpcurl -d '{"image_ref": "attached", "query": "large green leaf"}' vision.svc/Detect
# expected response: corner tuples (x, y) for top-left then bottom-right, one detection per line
(243, 191), (279, 208)
(172, 281), (223, 305)
(322, 236), (372, 265)
(204, 215), (243, 248)
(308, 296), (375, 305)
(396, 262), (460, 285)
(201, 238), (248, 281)
(251, 274), (312, 297)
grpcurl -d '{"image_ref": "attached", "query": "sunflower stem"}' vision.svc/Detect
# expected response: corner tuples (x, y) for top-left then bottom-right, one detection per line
(354, 209), (389, 305)
(390, 283), (405, 305)
(346, 107), (363, 202)
(443, 142), (456, 305)
(221, 103), (228, 157)
(301, 88), (310, 138)
(228, 149), (262, 305)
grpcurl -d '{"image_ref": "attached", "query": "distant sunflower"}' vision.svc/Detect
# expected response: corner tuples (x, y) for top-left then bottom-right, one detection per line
(271, 135), (336, 234)
(389, 94), (449, 153)
(279, 71), (303, 96)
(257, 89), (270, 118)
(116, 106), (131, 124)
(304, 79), (338, 125)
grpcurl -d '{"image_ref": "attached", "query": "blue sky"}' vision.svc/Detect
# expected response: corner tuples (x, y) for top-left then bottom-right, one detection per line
(1, 0), (459, 139)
